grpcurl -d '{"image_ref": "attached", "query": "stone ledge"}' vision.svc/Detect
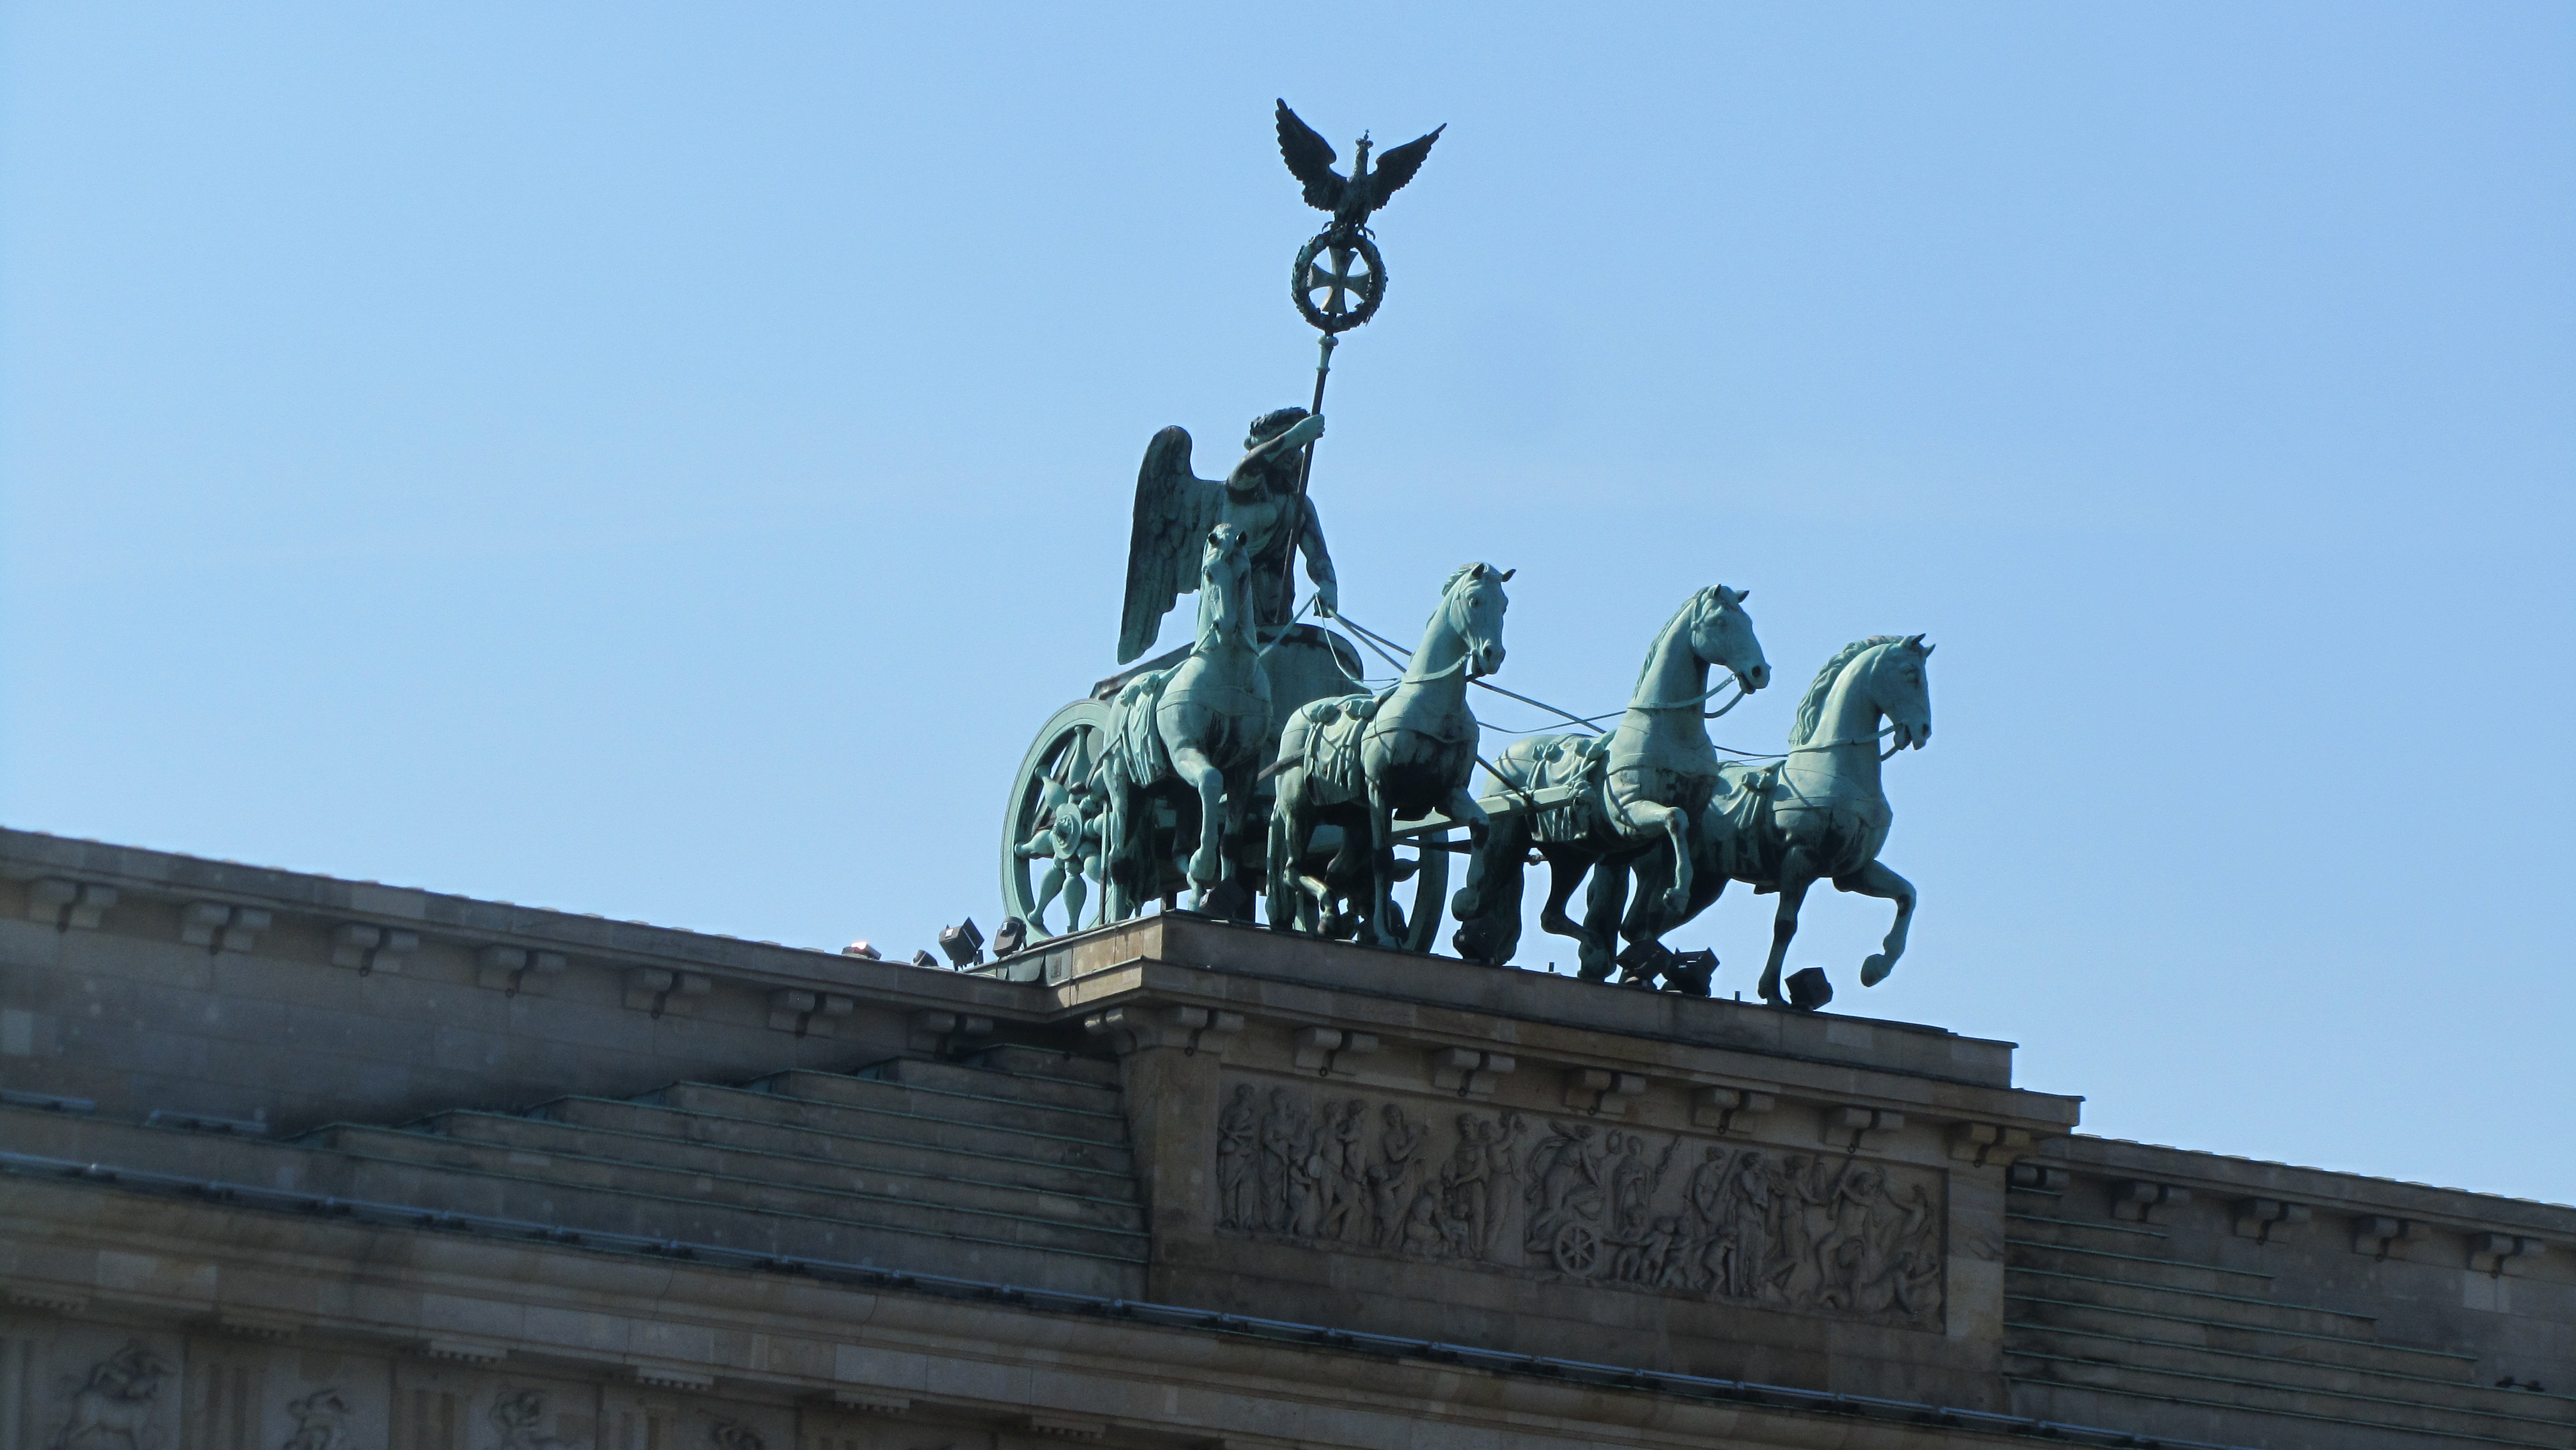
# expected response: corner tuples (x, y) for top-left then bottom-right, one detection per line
(0, 826), (1048, 1020)
(0, 1176), (2087, 1450)
(2052, 1135), (2576, 1240)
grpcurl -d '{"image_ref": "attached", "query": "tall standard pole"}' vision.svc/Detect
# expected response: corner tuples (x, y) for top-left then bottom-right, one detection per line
(1274, 330), (1337, 622)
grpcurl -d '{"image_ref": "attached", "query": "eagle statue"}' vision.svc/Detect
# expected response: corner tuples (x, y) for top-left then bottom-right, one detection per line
(1274, 100), (1445, 237)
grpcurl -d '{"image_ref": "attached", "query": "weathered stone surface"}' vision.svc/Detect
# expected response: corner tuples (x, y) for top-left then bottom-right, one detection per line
(3, 828), (2570, 1450)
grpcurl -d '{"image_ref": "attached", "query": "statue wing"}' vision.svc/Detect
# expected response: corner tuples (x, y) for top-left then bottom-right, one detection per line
(1275, 100), (1346, 212)
(1119, 425), (1224, 663)
(1366, 125), (1445, 209)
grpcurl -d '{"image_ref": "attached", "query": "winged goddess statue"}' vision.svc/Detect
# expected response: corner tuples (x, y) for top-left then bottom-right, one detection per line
(1274, 100), (1445, 238)
(1119, 407), (1336, 664)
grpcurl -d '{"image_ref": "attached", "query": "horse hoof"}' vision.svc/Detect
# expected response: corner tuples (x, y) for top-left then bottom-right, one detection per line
(1861, 953), (1894, 987)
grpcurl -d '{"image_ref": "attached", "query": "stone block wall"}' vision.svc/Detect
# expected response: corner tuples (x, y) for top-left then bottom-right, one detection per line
(0, 829), (1042, 1133)
(5, 828), (2571, 1449)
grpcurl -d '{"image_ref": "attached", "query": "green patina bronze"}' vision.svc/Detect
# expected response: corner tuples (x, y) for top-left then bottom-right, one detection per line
(1097, 522), (1274, 917)
(1459, 637), (1934, 1003)
(1451, 586), (1771, 976)
(1269, 561), (1511, 947)
(995, 101), (1939, 1006)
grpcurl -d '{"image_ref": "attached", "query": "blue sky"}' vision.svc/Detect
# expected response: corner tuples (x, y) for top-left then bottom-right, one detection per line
(5, 5), (2571, 1202)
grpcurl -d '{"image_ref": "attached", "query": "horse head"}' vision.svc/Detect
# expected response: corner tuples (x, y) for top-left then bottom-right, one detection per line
(1197, 523), (1254, 646)
(1690, 584), (1770, 693)
(1439, 562), (1512, 678)
(1872, 635), (1934, 750)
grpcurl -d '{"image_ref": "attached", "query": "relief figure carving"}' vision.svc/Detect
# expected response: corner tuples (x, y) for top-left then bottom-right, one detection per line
(50, 1340), (172, 1450)
(1320, 1098), (1369, 1241)
(1366, 1104), (1425, 1249)
(1255, 1088), (1303, 1233)
(1215, 1084), (1258, 1229)
(1215, 1081), (1947, 1328)
(489, 1390), (580, 1450)
(280, 1390), (351, 1450)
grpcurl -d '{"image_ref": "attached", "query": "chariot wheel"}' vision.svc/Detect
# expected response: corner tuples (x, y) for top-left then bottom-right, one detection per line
(1292, 233), (1385, 333)
(1001, 699), (1113, 936)
(1551, 1220), (1601, 1279)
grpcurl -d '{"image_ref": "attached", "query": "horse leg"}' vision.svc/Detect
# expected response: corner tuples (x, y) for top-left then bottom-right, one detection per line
(1165, 741), (1226, 907)
(1759, 849), (1819, 1005)
(1535, 848), (1602, 975)
(1615, 792), (1697, 918)
(1659, 805), (1697, 918)
(1267, 779), (1306, 930)
(1453, 815), (1527, 963)
(1578, 857), (1628, 981)
(1622, 845), (1672, 943)
(1835, 860), (1918, 987)
(1437, 781), (1494, 918)
(1367, 800), (1401, 947)
(1215, 758), (1261, 919)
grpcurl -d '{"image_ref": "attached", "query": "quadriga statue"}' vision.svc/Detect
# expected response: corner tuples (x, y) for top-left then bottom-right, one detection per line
(1451, 584), (1770, 978)
(1269, 562), (1511, 946)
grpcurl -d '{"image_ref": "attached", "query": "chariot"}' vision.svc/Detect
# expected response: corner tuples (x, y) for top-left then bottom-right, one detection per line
(1001, 625), (1514, 955)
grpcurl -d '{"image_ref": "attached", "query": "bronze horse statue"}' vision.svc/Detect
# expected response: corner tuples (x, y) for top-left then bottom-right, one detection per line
(1606, 635), (1935, 1003)
(1452, 585), (1769, 977)
(1269, 562), (1510, 946)
(1098, 523), (1272, 916)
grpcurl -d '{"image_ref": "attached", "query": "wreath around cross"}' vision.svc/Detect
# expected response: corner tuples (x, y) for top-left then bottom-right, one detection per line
(1292, 232), (1386, 333)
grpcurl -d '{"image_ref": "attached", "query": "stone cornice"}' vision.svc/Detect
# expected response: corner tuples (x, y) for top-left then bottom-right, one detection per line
(0, 1173), (2213, 1450)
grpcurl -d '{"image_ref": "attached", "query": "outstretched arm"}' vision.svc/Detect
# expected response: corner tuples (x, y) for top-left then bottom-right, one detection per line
(1255, 412), (1325, 464)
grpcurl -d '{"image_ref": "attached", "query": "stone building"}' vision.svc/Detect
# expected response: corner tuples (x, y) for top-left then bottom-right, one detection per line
(0, 824), (2567, 1449)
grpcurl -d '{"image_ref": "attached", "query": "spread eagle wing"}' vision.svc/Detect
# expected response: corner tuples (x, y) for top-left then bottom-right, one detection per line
(1274, 100), (1346, 213)
(1366, 125), (1445, 209)
(1119, 425), (1225, 664)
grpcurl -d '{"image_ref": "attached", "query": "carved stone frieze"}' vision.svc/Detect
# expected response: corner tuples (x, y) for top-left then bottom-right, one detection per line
(281, 1389), (354, 1450)
(50, 1337), (175, 1450)
(491, 1387), (588, 1450)
(1212, 1078), (1946, 1330)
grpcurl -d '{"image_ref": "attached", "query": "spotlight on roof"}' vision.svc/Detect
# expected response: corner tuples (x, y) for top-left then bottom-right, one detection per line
(1665, 949), (1717, 997)
(1613, 938), (1672, 989)
(1784, 966), (1834, 1012)
(841, 941), (883, 960)
(991, 917), (1029, 959)
(938, 919), (986, 968)
(909, 949), (939, 969)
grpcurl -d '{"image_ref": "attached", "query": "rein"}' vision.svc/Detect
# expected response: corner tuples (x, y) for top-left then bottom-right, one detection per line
(1627, 680), (1750, 718)
(1332, 611), (1479, 686)
(1788, 727), (1905, 760)
(1342, 611), (1750, 730)
(1337, 612), (1602, 733)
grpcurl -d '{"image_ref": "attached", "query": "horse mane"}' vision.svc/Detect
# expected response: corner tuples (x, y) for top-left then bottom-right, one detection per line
(1631, 587), (1713, 697)
(1431, 562), (1491, 624)
(1788, 636), (1906, 746)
